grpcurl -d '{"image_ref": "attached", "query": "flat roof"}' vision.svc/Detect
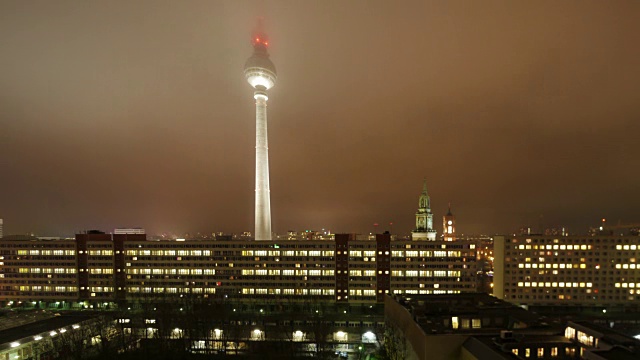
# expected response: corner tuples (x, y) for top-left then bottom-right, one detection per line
(393, 293), (548, 333)
(0, 314), (97, 346)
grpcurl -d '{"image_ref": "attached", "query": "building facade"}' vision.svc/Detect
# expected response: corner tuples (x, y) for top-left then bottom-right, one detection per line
(0, 233), (477, 305)
(494, 235), (640, 309)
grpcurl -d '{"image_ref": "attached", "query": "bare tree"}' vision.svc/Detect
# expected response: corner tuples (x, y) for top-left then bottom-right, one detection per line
(375, 325), (407, 360)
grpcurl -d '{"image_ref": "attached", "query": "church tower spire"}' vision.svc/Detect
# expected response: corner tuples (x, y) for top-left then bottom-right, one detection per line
(412, 179), (436, 240)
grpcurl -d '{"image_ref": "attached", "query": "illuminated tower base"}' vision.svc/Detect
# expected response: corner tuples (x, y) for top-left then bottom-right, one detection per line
(254, 91), (271, 240)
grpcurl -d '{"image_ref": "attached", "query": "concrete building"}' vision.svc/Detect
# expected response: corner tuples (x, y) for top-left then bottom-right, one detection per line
(493, 235), (640, 309)
(244, 28), (277, 241)
(0, 232), (477, 306)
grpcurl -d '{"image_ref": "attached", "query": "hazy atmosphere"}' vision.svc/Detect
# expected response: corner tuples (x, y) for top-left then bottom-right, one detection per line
(1, 1), (638, 236)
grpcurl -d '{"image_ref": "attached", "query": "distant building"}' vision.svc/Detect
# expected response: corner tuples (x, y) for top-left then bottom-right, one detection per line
(493, 235), (640, 309)
(0, 218), (3, 238)
(411, 179), (436, 241)
(113, 228), (145, 235)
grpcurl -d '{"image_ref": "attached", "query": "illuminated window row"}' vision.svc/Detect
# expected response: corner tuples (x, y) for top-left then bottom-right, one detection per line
(517, 282), (593, 288)
(349, 270), (377, 277)
(126, 268), (215, 275)
(343, 250), (379, 257)
(349, 289), (377, 296)
(615, 264), (639, 269)
(241, 250), (335, 257)
(17, 250), (75, 256)
(128, 287), (216, 294)
(518, 244), (592, 250)
(241, 269), (334, 276)
(388, 250), (463, 257)
(88, 250), (113, 256)
(393, 289), (460, 295)
(90, 287), (114, 292)
(616, 245), (639, 250)
(242, 288), (334, 295)
(519, 263), (586, 269)
(18, 268), (76, 274)
(18, 286), (78, 292)
(126, 250), (219, 256)
(89, 268), (113, 274)
(390, 270), (461, 277)
(615, 283), (640, 288)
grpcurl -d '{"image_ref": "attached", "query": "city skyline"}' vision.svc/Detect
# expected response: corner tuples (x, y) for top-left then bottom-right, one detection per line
(1, 1), (639, 236)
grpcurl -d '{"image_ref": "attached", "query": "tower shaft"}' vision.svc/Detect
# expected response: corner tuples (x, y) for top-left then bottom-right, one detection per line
(254, 93), (271, 240)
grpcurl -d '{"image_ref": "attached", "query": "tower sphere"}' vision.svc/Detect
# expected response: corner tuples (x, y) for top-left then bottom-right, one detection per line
(244, 40), (277, 90)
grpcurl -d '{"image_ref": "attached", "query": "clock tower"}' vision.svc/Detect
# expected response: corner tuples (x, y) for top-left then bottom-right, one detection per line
(442, 203), (456, 241)
(412, 179), (436, 240)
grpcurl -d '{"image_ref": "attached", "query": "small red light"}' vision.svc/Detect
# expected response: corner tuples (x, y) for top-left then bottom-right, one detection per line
(264, 41), (268, 46)
(255, 38), (260, 42)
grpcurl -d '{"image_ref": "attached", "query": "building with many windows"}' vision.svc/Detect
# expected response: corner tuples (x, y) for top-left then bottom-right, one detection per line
(493, 235), (640, 309)
(0, 232), (477, 306)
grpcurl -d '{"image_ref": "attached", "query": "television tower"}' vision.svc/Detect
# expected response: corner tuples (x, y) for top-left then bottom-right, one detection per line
(244, 28), (277, 240)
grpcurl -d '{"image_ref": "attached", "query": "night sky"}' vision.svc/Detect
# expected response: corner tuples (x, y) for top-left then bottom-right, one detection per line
(1, 1), (639, 237)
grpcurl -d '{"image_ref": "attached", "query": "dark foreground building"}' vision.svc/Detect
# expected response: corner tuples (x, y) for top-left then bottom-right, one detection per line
(384, 293), (640, 360)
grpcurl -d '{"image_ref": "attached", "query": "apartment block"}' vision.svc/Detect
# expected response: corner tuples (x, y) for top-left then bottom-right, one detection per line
(0, 233), (477, 305)
(494, 235), (640, 308)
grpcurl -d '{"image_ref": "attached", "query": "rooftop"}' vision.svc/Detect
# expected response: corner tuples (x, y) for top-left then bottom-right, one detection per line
(0, 314), (97, 347)
(393, 293), (550, 334)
